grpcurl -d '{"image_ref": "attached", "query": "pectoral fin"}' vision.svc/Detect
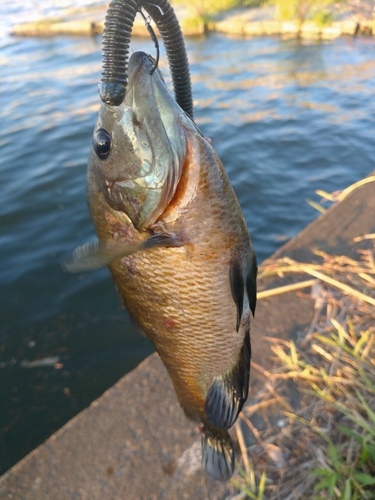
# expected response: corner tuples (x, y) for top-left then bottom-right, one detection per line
(204, 329), (251, 429)
(247, 250), (258, 317)
(230, 250), (257, 329)
(62, 232), (186, 273)
(230, 258), (244, 332)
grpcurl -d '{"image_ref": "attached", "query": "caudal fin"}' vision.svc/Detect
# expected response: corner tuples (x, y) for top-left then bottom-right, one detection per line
(201, 425), (234, 481)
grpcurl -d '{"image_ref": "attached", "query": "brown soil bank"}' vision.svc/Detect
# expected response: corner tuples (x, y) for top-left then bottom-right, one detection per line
(0, 173), (374, 499)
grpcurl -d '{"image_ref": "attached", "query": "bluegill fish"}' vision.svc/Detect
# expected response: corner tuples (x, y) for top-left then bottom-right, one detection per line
(67, 51), (257, 480)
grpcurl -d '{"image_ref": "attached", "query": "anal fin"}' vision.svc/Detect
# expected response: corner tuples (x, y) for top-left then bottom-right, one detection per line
(202, 425), (234, 481)
(204, 329), (251, 429)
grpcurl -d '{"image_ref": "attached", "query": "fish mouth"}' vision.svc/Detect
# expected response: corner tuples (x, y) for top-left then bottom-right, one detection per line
(125, 51), (162, 122)
(123, 50), (189, 165)
(97, 50), (189, 231)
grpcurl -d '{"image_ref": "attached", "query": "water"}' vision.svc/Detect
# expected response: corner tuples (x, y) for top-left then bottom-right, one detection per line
(1, 3), (375, 474)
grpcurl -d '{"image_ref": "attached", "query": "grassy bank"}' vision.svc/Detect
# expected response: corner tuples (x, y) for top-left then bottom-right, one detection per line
(230, 181), (375, 499)
(171, 0), (374, 37)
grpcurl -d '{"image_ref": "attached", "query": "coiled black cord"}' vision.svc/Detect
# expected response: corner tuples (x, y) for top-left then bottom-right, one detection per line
(99, 0), (194, 119)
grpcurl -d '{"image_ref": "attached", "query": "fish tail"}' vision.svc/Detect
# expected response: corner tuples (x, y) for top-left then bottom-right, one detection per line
(201, 424), (234, 481)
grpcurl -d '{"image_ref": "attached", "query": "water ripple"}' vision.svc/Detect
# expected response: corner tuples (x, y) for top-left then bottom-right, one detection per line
(1, 29), (375, 472)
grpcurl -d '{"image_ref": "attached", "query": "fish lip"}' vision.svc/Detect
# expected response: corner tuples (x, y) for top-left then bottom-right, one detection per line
(127, 51), (155, 92)
(124, 50), (201, 136)
(124, 51), (161, 124)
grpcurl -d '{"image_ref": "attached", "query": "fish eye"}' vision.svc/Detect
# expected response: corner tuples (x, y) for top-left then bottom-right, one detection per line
(93, 127), (112, 160)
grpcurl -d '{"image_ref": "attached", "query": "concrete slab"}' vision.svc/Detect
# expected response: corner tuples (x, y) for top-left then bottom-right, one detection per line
(0, 173), (374, 499)
(11, 5), (203, 38)
(0, 355), (230, 500)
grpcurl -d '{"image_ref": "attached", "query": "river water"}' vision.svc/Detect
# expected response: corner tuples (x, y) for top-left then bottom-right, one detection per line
(1, 2), (375, 473)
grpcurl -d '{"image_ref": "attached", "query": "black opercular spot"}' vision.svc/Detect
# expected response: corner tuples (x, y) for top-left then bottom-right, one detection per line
(93, 127), (111, 160)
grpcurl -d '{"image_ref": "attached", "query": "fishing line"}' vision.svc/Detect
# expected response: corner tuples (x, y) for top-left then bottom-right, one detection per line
(138, 8), (160, 74)
(142, 2), (164, 16)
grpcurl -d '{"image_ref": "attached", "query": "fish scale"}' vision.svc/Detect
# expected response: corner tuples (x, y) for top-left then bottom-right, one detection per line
(106, 132), (250, 415)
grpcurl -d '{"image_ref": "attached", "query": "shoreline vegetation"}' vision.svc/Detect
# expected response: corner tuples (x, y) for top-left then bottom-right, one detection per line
(10, 0), (375, 38)
(231, 178), (375, 499)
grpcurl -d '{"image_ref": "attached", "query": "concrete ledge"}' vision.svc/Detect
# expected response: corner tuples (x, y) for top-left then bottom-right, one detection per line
(11, 6), (206, 38)
(214, 7), (372, 38)
(1, 174), (374, 499)
(0, 355), (229, 499)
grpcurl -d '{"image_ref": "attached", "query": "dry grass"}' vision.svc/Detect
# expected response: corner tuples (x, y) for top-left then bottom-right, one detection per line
(231, 238), (375, 499)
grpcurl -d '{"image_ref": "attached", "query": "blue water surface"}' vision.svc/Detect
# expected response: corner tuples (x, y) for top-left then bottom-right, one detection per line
(1, 2), (375, 472)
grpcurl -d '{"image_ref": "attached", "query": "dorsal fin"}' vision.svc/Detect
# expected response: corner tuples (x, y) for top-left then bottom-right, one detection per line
(204, 329), (251, 429)
(247, 250), (258, 317)
(229, 257), (244, 332)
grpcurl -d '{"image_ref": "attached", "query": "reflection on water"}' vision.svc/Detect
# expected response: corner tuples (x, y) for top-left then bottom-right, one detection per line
(1, 30), (375, 473)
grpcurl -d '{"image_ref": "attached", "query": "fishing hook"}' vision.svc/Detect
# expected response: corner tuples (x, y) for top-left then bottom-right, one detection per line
(142, 2), (164, 16)
(138, 8), (160, 75)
